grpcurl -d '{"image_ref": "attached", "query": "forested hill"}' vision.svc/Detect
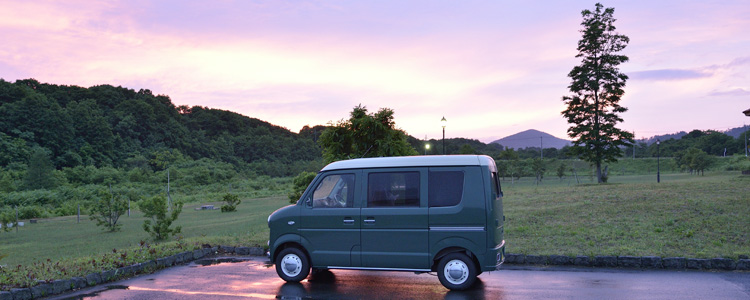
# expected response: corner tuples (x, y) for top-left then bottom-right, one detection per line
(0, 79), (321, 175)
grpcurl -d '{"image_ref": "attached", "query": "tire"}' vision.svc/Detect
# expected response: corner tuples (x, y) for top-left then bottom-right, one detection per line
(437, 253), (478, 291)
(275, 247), (310, 282)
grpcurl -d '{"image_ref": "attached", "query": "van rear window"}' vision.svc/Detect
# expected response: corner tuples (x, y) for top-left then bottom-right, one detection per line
(428, 171), (464, 207)
(367, 172), (420, 207)
(491, 171), (502, 198)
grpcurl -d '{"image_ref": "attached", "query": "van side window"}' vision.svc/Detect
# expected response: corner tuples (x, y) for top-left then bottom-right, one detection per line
(367, 172), (420, 207)
(428, 171), (464, 207)
(312, 174), (355, 208)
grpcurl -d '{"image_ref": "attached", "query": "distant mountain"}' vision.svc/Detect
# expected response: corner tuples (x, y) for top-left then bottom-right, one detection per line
(491, 129), (570, 149)
(724, 126), (750, 139)
(641, 131), (688, 145)
(640, 126), (749, 145)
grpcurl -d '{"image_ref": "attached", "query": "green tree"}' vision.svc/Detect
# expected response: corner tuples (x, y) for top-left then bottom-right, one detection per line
(678, 148), (713, 175)
(496, 161), (508, 180)
(89, 188), (128, 232)
(458, 144), (476, 154)
(556, 162), (567, 180)
(0, 86), (74, 159)
(0, 132), (30, 167)
(23, 147), (57, 190)
(0, 171), (16, 192)
(691, 151), (713, 175)
(561, 3), (633, 183)
(66, 99), (116, 166)
(319, 105), (418, 163)
(507, 160), (524, 183)
(497, 147), (519, 161)
(148, 149), (186, 171)
(531, 158), (546, 184)
(288, 171), (317, 204)
(140, 195), (183, 240)
(220, 193), (241, 212)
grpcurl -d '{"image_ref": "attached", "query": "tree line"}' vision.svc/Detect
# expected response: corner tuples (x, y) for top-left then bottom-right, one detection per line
(0, 79), (321, 175)
(1, 78), (747, 193)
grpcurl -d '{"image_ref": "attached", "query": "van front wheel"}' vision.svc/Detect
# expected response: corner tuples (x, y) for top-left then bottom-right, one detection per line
(437, 253), (477, 290)
(275, 248), (310, 282)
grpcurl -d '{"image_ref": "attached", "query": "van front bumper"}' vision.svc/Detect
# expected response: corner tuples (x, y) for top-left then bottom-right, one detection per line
(494, 240), (506, 270)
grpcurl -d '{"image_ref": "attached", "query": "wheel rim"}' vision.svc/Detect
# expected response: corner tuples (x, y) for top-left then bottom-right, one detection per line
(281, 253), (302, 277)
(443, 259), (469, 285)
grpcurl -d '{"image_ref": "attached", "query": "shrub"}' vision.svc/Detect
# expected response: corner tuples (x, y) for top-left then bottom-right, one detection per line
(723, 155), (750, 171)
(220, 193), (241, 212)
(288, 171), (316, 204)
(140, 195), (183, 240)
(0, 209), (16, 232)
(89, 188), (128, 232)
(18, 205), (45, 219)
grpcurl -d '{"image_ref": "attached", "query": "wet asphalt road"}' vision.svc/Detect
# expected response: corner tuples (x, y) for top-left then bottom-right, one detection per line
(48, 256), (750, 300)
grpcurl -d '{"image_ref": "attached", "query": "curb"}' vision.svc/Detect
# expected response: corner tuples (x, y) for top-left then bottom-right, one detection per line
(0, 245), (266, 300)
(504, 253), (750, 271)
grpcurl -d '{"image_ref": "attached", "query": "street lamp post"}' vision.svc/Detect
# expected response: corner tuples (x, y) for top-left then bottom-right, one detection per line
(657, 139), (661, 183)
(424, 143), (430, 155)
(441, 116), (447, 155)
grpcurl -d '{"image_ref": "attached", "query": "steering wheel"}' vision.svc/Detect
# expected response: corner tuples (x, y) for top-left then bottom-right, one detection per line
(331, 193), (345, 207)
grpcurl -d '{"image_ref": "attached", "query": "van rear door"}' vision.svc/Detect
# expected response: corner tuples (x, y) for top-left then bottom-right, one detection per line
(428, 166), (487, 256)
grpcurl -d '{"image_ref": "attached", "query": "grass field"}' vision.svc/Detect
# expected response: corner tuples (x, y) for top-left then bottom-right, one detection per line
(502, 172), (749, 259)
(1, 171), (748, 280)
(0, 196), (288, 267)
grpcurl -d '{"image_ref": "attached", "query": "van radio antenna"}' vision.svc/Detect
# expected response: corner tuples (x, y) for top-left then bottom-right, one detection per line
(361, 145), (374, 158)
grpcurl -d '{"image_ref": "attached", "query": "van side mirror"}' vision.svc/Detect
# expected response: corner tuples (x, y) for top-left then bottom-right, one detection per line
(305, 198), (313, 208)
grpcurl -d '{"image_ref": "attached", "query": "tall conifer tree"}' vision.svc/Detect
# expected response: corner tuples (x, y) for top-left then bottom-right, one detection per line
(562, 3), (633, 183)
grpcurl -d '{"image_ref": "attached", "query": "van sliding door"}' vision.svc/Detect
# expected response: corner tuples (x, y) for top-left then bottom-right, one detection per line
(360, 169), (429, 269)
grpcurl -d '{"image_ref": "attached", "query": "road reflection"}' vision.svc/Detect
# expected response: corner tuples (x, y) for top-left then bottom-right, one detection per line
(444, 280), (486, 300)
(274, 270), (497, 300)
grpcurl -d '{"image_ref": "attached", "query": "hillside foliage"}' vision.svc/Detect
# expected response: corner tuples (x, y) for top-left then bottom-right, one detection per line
(0, 79), (320, 174)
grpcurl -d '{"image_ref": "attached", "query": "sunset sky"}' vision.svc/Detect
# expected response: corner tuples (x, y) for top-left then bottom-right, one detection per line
(1, 0), (748, 143)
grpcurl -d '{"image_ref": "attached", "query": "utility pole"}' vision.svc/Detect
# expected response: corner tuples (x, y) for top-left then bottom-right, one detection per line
(657, 139), (661, 183)
(540, 136), (543, 159)
(167, 169), (172, 212)
(633, 131), (636, 159)
(441, 116), (447, 155)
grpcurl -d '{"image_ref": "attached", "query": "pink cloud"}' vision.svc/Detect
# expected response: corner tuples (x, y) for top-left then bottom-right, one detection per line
(1, 0), (749, 142)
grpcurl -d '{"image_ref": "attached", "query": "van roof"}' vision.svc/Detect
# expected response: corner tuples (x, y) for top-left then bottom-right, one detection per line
(321, 155), (497, 172)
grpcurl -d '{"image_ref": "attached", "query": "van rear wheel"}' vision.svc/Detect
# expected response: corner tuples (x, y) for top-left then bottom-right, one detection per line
(437, 253), (477, 290)
(275, 248), (310, 282)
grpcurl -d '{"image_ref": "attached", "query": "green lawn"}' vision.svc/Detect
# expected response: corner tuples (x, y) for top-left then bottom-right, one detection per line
(0, 196), (289, 267)
(1, 171), (748, 270)
(502, 172), (750, 258)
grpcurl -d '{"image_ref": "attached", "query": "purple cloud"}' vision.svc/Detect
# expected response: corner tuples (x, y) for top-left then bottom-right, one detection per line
(709, 88), (750, 97)
(628, 69), (712, 81)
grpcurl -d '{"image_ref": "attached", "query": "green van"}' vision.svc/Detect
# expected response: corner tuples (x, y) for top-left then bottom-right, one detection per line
(267, 155), (505, 290)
